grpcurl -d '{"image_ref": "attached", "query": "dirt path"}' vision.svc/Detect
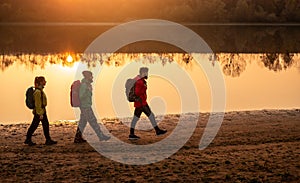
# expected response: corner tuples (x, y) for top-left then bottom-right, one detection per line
(0, 109), (299, 182)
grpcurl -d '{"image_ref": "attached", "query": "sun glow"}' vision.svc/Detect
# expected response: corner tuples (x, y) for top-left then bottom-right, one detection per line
(58, 61), (79, 72)
(67, 54), (73, 63)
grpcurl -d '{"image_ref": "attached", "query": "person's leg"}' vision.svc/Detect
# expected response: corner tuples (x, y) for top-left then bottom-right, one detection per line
(130, 107), (142, 134)
(85, 107), (110, 141)
(25, 114), (40, 145)
(41, 113), (50, 140)
(78, 108), (88, 132)
(144, 105), (167, 136)
(144, 105), (156, 127)
(42, 113), (57, 145)
(74, 108), (88, 143)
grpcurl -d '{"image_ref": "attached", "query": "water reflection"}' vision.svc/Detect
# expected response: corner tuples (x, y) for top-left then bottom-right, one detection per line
(0, 53), (299, 77)
(0, 53), (81, 71)
(213, 54), (247, 77)
(260, 53), (295, 72)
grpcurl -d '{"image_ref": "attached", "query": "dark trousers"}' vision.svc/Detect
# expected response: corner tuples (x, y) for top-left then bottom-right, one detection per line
(134, 104), (152, 118)
(130, 104), (160, 134)
(26, 113), (51, 140)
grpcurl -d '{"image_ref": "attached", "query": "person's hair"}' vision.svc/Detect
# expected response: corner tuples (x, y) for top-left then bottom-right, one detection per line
(34, 76), (45, 87)
(34, 77), (39, 87)
(139, 67), (149, 75)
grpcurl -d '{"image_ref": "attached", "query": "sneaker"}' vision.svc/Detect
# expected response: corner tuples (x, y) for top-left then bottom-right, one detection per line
(128, 134), (140, 140)
(24, 139), (36, 146)
(45, 139), (57, 145)
(156, 129), (167, 136)
(100, 134), (111, 141)
(74, 138), (87, 143)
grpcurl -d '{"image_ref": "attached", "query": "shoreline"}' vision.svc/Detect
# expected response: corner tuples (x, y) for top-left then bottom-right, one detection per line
(1, 108), (299, 125)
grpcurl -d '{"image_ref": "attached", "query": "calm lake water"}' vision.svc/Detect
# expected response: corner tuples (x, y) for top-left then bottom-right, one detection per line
(0, 24), (299, 124)
(0, 53), (299, 124)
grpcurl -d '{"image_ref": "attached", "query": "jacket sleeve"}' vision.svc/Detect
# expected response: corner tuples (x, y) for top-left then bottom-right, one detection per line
(34, 90), (44, 115)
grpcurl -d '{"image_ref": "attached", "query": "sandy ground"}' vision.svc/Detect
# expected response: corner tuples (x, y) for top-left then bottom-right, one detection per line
(0, 109), (299, 182)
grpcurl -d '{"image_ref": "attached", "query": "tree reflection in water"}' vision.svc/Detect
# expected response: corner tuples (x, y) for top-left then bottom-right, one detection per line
(215, 53), (247, 77)
(260, 53), (294, 72)
(0, 53), (299, 77)
(0, 53), (81, 71)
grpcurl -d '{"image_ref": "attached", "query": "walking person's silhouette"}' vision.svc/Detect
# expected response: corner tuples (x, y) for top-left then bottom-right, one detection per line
(25, 76), (57, 146)
(129, 67), (167, 140)
(74, 71), (110, 143)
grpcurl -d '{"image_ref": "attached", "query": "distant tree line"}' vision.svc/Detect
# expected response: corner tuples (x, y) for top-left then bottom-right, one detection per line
(0, 0), (300, 22)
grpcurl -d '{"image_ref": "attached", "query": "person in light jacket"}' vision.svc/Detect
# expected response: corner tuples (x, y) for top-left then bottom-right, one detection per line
(74, 71), (110, 143)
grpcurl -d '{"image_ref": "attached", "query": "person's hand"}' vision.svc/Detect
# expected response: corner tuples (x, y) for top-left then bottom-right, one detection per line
(39, 115), (43, 120)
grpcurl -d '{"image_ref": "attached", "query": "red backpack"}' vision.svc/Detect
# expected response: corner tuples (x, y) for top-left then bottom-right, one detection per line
(70, 80), (81, 107)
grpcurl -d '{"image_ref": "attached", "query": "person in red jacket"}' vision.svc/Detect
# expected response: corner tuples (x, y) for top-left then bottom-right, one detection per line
(129, 67), (167, 140)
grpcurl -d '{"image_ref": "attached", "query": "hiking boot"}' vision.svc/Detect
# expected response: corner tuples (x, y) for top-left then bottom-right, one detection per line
(128, 134), (140, 140)
(156, 129), (167, 136)
(100, 134), (111, 141)
(74, 138), (87, 143)
(45, 139), (57, 145)
(24, 139), (36, 146)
